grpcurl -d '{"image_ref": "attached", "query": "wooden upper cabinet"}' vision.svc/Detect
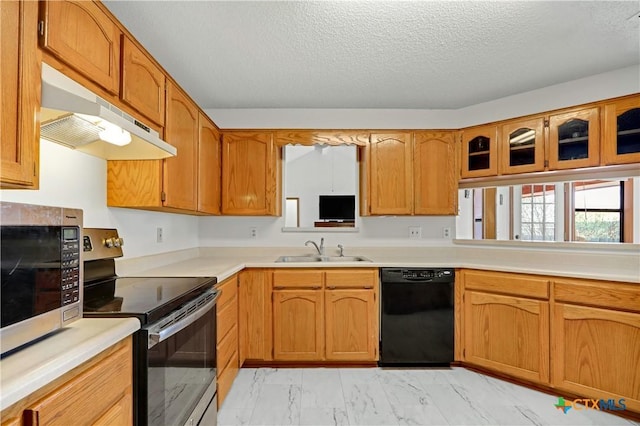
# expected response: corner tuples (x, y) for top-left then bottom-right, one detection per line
(602, 95), (640, 165)
(1, 0), (40, 189)
(548, 107), (600, 170)
(40, 0), (121, 94)
(414, 131), (457, 215)
(222, 132), (279, 215)
(120, 36), (165, 126)
(460, 125), (498, 178)
(164, 82), (198, 211)
(499, 117), (545, 175)
(368, 133), (413, 215)
(198, 114), (221, 215)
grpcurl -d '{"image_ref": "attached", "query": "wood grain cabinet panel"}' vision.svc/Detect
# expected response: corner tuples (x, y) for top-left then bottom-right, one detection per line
(239, 270), (272, 362)
(413, 131), (457, 215)
(40, 0), (120, 94)
(552, 303), (640, 413)
(325, 289), (377, 361)
(273, 270), (323, 289)
(164, 82), (199, 211)
(222, 132), (279, 215)
(120, 35), (165, 126)
(198, 114), (222, 215)
(1, 0), (40, 189)
(24, 338), (132, 425)
(368, 133), (414, 215)
(548, 107), (600, 170)
(460, 125), (498, 178)
(273, 290), (324, 361)
(215, 275), (239, 408)
(464, 291), (549, 384)
(602, 95), (640, 165)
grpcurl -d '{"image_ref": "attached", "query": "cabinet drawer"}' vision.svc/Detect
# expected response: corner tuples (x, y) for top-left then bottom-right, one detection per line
(217, 323), (238, 373)
(325, 269), (377, 288)
(217, 294), (238, 343)
(217, 351), (239, 409)
(25, 339), (132, 425)
(215, 275), (238, 308)
(463, 269), (549, 299)
(273, 270), (323, 288)
(554, 279), (640, 313)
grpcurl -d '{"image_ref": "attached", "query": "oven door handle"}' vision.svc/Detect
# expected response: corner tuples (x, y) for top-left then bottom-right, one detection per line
(147, 289), (220, 348)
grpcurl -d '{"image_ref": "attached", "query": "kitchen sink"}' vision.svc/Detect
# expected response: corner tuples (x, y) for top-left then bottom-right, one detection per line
(276, 255), (371, 263)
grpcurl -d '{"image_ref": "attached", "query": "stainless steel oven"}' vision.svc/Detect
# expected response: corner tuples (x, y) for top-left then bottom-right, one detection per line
(0, 202), (82, 356)
(82, 228), (218, 426)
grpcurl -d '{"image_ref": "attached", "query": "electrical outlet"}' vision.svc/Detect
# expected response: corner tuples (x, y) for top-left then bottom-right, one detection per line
(443, 227), (451, 238)
(156, 227), (164, 243)
(408, 226), (422, 239)
(249, 227), (257, 239)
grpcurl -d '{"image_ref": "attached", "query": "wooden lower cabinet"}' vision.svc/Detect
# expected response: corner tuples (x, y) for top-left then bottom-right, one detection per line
(1, 337), (133, 426)
(325, 289), (377, 361)
(215, 275), (240, 408)
(239, 270), (273, 362)
(464, 291), (549, 384)
(551, 278), (640, 413)
(273, 290), (324, 360)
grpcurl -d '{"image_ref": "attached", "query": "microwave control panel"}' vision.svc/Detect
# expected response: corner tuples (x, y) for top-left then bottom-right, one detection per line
(61, 226), (80, 305)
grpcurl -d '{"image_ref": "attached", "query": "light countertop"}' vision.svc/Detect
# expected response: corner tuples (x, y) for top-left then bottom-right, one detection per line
(0, 317), (140, 411)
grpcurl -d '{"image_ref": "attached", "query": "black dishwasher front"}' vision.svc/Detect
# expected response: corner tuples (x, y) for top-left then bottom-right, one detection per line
(379, 268), (454, 366)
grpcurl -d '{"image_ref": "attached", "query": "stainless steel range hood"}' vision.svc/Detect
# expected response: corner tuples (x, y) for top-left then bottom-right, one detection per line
(41, 63), (176, 160)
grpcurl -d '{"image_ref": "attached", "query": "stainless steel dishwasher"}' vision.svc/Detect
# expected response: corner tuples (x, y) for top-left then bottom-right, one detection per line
(379, 268), (455, 366)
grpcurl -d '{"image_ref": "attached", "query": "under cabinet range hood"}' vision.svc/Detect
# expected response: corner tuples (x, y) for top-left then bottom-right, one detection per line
(40, 63), (176, 160)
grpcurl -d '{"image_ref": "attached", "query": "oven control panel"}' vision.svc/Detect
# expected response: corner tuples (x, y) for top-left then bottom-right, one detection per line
(82, 228), (124, 261)
(61, 226), (80, 305)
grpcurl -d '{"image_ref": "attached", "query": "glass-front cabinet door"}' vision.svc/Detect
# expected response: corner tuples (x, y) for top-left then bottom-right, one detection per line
(548, 107), (600, 170)
(500, 117), (545, 175)
(603, 96), (640, 165)
(461, 125), (498, 178)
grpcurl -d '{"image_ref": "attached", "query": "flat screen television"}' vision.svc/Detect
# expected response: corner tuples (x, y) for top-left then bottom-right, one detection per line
(319, 195), (355, 221)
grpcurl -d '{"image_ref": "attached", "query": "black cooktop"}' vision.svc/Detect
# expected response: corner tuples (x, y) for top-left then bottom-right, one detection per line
(83, 276), (217, 325)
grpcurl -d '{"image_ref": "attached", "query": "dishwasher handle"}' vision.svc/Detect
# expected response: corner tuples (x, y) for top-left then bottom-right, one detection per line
(146, 289), (219, 348)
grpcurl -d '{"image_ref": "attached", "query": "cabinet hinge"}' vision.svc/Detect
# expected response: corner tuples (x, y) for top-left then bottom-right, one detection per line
(544, 160), (549, 168)
(544, 119), (549, 128)
(38, 21), (45, 36)
(463, 348), (466, 358)
(33, 162), (37, 176)
(161, 191), (166, 202)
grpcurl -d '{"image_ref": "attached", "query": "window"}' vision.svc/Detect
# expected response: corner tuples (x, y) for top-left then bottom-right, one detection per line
(572, 181), (622, 242)
(520, 184), (556, 241)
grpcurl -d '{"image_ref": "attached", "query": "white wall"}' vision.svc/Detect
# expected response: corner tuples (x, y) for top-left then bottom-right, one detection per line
(495, 187), (511, 240)
(0, 140), (199, 259)
(205, 65), (640, 129)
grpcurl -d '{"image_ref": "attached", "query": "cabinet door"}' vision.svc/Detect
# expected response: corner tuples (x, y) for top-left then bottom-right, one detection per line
(198, 114), (221, 214)
(414, 131), (457, 215)
(552, 303), (640, 413)
(464, 291), (549, 384)
(120, 36), (165, 126)
(499, 117), (545, 174)
(461, 125), (498, 178)
(603, 96), (640, 165)
(222, 132), (278, 215)
(164, 82), (198, 211)
(41, 0), (120, 94)
(24, 339), (132, 425)
(548, 107), (600, 170)
(368, 133), (413, 215)
(325, 289), (377, 361)
(239, 270), (272, 362)
(273, 290), (324, 361)
(1, 0), (40, 189)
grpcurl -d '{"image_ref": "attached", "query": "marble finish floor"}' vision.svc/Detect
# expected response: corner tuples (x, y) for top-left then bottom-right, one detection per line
(218, 367), (638, 426)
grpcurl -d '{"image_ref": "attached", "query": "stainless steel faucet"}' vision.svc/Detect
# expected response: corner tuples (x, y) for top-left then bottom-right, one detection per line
(305, 237), (324, 255)
(337, 244), (344, 257)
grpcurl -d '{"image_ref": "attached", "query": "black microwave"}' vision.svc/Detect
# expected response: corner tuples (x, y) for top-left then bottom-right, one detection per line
(0, 202), (83, 355)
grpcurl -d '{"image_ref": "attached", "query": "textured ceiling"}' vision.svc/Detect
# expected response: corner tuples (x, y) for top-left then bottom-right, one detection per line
(102, 1), (640, 109)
